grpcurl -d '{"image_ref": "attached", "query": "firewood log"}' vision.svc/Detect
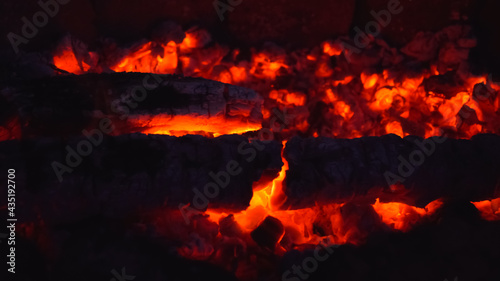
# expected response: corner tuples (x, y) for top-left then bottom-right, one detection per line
(1, 73), (263, 139)
(0, 133), (282, 223)
(282, 134), (500, 209)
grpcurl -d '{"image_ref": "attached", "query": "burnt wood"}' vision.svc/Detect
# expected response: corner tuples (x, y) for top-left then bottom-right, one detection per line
(0, 133), (283, 223)
(283, 134), (500, 209)
(1, 72), (263, 139)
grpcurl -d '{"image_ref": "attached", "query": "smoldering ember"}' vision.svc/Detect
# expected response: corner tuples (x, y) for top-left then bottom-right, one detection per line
(0, 1), (500, 281)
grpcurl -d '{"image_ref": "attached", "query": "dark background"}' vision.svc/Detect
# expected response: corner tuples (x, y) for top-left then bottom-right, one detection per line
(1, 0), (500, 73)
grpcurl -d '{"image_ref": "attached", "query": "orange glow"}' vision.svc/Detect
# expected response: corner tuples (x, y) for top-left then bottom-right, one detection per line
(205, 145), (455, 247)
(385, 121), (404, 137)
(206, 143), (289, 230)
(472, 198), (500, 221)
(110, 41), (178, 74)
(250, 53), (288, 80)
(371, 87), (399, 111)
(179, 32), (198, 50)
(111, 42), (154, 73)
(229, 66), (247, 83)
(269, 90), (306, 106)
(322, 41), (343, 56)
(206, 147), (356, 245)
(49, 27), (500, 252)
(156, 41), (178, 74)
(438, 92), (470, 127)
(51, 28), (499, 142)
(361, 73), (378, 89)
(372, 198), (442, 231)
(324, 88), (339, 104)
(53, 48), (86, 74)
(129, 114), (262, 137)
(332, 76), (353, 86)
(333, 101), (353, 120)
(315, 61), (333, 77)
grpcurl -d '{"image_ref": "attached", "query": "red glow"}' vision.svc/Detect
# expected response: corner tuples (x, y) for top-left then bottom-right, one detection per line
(53, 48), (87, 74)
(472, 198), (500, 221)
(49, 27), (500, 254)
(129, 114), (262, 137)
(372, 198), (442, 231)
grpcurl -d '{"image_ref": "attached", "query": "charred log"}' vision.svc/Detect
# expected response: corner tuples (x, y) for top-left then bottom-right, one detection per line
(0, 133), (283, 223)
(283, 134), (500, 209)
(1, 73), (263, 139)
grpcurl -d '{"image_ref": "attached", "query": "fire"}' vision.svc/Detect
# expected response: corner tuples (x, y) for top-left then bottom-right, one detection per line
(49, 26), (500, 252)
(128, 114), (262, 137)
(472, 198), (500, 221)
(109, 40), (178, 74)
(269, 90), (306, 107)
(52, 27), (499, 141)
(205, 143), (289, 233)
(205, 143), (452, 248)
(206, 144), (345, 246)
(249, 53), (288, 80)
(322, 41), (343, 56)
(53, 48), (89, 74)
(361, 72), (379, 89)
(385, 121), (404, 137)
(372, 198), (442, 231)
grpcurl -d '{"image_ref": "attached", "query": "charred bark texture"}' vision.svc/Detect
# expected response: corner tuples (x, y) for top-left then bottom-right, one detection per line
(0, 133), (282, 223)
(1, 73), (263, 139)
(283, 134), (500, 209)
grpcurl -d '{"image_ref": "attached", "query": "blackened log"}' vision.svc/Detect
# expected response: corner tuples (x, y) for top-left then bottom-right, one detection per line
(282, 134), (500, 209)
(1, 73), (262, 139)
(0, 133), (282, 223)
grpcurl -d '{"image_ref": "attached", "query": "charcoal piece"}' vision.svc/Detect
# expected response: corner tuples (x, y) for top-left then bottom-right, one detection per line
(251, 216), (285, 250)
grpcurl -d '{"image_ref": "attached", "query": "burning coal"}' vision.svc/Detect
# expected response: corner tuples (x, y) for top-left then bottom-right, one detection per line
(2, 19), (500, 281)
(49, 24), (500, 141)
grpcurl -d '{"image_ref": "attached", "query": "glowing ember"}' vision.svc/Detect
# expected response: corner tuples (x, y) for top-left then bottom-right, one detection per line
(128, 114), (262, 137)
(52, 26), (500, 139)
(472, 198), (500, 221)
(372, 198), (442, 231)
(53, 48), (88, 74)
(49, 26), (500, 252)
(109, 41), (178, 74)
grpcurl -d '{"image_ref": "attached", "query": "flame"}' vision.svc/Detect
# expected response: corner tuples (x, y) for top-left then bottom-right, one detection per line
(53, 48), (87, 74)
(205, 144), (451, 248)
(50, 27), (500, 253)
(472, 198), (500, 221)
(206, 143), (345, 246)
(205, 142), (289, 232)
(51, 28), (499, 142)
